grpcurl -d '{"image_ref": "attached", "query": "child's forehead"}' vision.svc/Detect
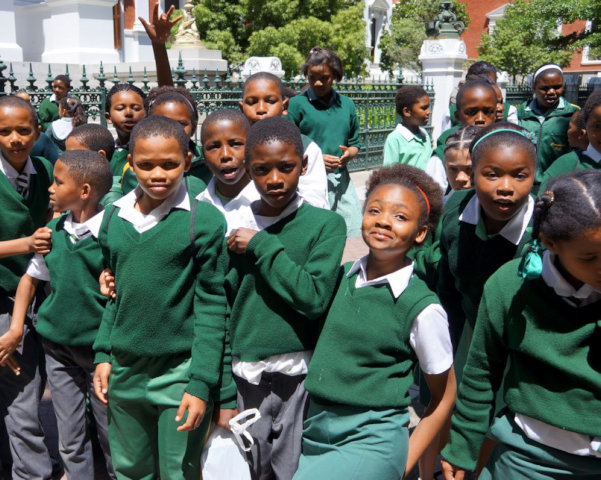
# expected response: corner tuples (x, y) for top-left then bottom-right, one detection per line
(111, 90), (144, 104)
(0, 105), (36, 125)
(249, 139), (299, 159)
(244, 78), (282, 97)
(204, 118), (246, 136)
(459, 87), (496, 106)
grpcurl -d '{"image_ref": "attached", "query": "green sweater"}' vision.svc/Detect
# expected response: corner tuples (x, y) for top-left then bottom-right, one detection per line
(433, 125), (460, 161)
(36, 216), (107, 346)
(442, 258), (601, 470)
(0, 156), (53, 294)
(225, 203), (346, 361)
(305, 263), (439, 408)
(110, 148), (129, 177)
(38, 97), (59, 132)
(94, 199), (228, 400)
(539, 150), (600, 192)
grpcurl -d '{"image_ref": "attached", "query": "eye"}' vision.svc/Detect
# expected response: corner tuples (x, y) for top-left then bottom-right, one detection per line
(578, 256), (597, 262)
(367, 207), (380, 215)
(394, 214), (408, 221)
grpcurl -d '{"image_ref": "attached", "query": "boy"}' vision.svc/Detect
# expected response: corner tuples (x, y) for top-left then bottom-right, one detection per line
(38, 74), (71, 132)
(0, 95), (54, 480)
(224, 117), (346, 479)
(93, 115), (228, 479)
(11, 150), (115, 479)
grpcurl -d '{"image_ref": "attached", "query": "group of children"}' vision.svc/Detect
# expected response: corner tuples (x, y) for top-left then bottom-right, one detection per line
(0, 10), (600, 479)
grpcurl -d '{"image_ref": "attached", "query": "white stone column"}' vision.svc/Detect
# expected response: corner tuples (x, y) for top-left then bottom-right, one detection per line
(0, 1), (24, 61)
(419, 38), (467, 142)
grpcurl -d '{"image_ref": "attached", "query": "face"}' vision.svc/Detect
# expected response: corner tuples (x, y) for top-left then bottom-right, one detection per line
(48, 160), (85, 212)
(492, 85), (504, 122)
(0, 106), (40, 170)
(52, 80), (70, 100)
(445, 148), (472, 191)
(307, 63), (334, 100)
(534, 71), (564, 111)
(403, 95), (430, 127)
(362, 184), (428, 259)
(585, 105), (601, 152)
(202, 119), (247, 187)
(240, 79), (287, 125)
(247, 140), (306, 216)
(106, 90), (145, 139)
(151, 101), (194, 138)
(129, 135), (191, 212)
(473, 144), (534, 233)
(455, 87), (496, 127)
(542, 227), (601, 291)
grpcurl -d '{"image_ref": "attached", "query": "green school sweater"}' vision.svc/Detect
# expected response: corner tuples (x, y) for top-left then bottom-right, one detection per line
(38, 97), (59, 132)
(305, 263), (439, 408)
(0, 156), (53, 294)
(36, 216), (107, 346)
(433, 125), (461, 161)
(539, 150), (600, 192)
(225, 203), (346, 361)
(110, 148), (129, 177)
(94, 199), (228, 400)
(442, 258), (601, 470)
(437, 190), (532, 331)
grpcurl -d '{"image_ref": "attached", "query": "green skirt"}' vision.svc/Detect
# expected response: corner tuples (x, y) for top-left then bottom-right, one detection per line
(327, 167), (362, 237)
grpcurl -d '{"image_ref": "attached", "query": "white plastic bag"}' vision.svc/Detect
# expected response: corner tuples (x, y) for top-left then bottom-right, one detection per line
(201, 426), (251, 480)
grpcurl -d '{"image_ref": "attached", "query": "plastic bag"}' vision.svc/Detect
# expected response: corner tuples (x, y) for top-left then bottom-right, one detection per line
(201, 426), (251, 480)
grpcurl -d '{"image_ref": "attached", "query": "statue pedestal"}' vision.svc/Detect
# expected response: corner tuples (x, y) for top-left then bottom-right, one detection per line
(419, 38), (467, 142)
(241, 57), (285, 79)
(167, 47), (227, 74)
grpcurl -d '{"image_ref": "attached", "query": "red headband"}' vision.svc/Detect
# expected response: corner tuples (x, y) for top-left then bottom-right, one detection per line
(414, 185), (430, 216)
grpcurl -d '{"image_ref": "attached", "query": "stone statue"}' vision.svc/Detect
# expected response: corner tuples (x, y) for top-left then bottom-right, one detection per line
(426, 1), (465, 39)
(174, 1), (203, 47)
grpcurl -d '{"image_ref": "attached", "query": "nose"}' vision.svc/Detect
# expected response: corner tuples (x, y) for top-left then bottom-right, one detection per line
(256, 101), (267, 115)
(456, 171), (470, 185)
(267, 169), (283, 188)
(219, 145), (232, 161)
(8, 130), (21, 144)
(474, 111), (486, 124)
(497, 176), (513, 194)
(150, 166), (166, 180)
(374, 211), (392, 229)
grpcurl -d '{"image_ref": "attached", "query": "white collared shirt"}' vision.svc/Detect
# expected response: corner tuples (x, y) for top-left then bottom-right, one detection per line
(113, 184), (190, 233)
(348, 255), (453, 375)
(583, 143), (601, 163)
(459, 194), (534, 245)
(251, 195), (304, 231)
(26, 209), (105, 282)
(298, 139), (330, 210)
(0, 153), (37, 192)
(395, 122), (428, 143)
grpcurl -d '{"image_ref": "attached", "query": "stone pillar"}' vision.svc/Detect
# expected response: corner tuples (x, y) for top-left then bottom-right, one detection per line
(0, 1), (24, 61)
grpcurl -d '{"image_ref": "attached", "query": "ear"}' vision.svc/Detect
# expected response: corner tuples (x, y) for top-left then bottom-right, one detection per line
(300, 154), (308, 176)
(539, 233), (557, 254)
(98, 149), (107, 159)
(402, 106), (411, 118)
(238, 101), (244, 113)
(80, 183), (92, 200)
(183, 151), (192, 172)
(414, 224), (429, 245)
(34, 124), (41, 142)
(127, 153), (134, 170)
(281, 97), (290, 116)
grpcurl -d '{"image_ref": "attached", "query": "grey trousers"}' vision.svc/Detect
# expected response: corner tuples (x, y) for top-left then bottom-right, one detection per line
(0, 294), (52, 480)
(235, 373), (308, 480)
(42, 338), (116, 479)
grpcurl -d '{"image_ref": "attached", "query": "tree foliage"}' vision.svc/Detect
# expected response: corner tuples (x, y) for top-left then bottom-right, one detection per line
(192, 0), (368, 76)
(379, 0), (469, 74)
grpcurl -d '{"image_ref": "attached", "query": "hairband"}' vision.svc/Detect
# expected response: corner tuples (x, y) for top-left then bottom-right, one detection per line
(414, 185), (430, 216)
(533, 64), (562, 83)
(471, 128), (534, 152)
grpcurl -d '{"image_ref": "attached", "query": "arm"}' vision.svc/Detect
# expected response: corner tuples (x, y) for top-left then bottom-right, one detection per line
(0, 227), (52, 258)
(382, 132), (400, 166)
(338, 102), (361, 168)
(92, 298), (117, 406)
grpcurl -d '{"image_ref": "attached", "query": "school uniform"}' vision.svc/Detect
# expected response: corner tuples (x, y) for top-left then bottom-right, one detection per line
(287, 88), (363, 237)
(294, 257), (452, 480)
(31, 132), (60, 165)
(38, 94), (60, 132)
(433, 124), (460, 161)
(0, 153), (53, 480)
(26, 210), (115, 479)
(383, 123), (433, 169)
(224, 197), (346, 480)
(442, 252), (601, 478)
(46, 117), (73, 151)
(299, 135), (330, 210)
(540, 143), (601, 192)
(94, 184), (228, 480)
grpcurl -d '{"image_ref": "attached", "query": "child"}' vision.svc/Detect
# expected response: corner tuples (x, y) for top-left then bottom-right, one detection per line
(567, 109), (588, 152)
(293, 164), (455, 480)
(443, 125), (479, 199)
(0, 95), (54, 479)
(224, 117), (347, 479)
(92, 115), (228, 479)
(442, 169), (601, 479)
(240, 71), (330, 210)
(492, 83), (518, 124)
(46, 97), (86, 151)
(11, 150), (115, 479)
(287, 47), (362, 237)
(38, 74), (71, 131)
(518, 63), (579, 184)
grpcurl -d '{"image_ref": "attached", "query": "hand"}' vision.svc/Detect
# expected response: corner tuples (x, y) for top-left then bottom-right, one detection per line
(30, 227), (52, 255)
(0, 328), (22, 365)
(322, 154), (341, 173)
(227, 228), (258, 254)
(338, 145), (358, 168)
(99, 268), (116, 299)
(139, 4), (182, 45)
(441, 459), (466, 480)
(175, 393), (207, 432)
(93, 362), (112, 406)
(212, 408), (239, 432)
(1, 354), (21, 375)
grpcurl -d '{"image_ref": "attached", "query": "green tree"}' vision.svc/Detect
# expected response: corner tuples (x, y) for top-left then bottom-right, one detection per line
(379, 0), (469, 74)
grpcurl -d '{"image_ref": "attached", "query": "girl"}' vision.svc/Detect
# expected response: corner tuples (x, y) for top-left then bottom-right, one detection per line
(443, 125), (479, 200)
(46, 97), (86, 151)
(518, 63), (579, 183)
(293, 164), (455, 480)
(287, 47), (363, 237)
(442, 169), (601, 479)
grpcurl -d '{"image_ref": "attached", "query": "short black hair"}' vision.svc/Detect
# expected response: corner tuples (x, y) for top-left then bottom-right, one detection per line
(469, 122), (537, 168)
(444, 125), (479, 154)
(67, 124), (115, 159)
(57, 150), (112, 201)
(146, 86), (199, 132)
(53, 74), (71, 88)
(582, 89), (601, 125)
(0, 96), (38, 128)
(466, 61), (497, 82)
(302, 47), (343, 82)
(572, 109), (586, 131)
(365, 164), (443, 235)
(130, 115), (189, 157)
(105, 83), (146, 112)
(395, 86), (429, 116)
(245, 116), (303, 163)
(201, 109), (249, 144)
(533, 169), (601, 242)
(243, 72), (284, 97)
(455, 79), (497, 111)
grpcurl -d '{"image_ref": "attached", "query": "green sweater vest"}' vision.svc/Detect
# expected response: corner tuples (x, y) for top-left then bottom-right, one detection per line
(94, 199), (228, 400)
(443, 258), (601, 470)
(0, 156), (53, 294)
(36, 216), (107, 346)
(38, 97), (59, 132)
(110, 148), (129, 177)
(539, 150), (600, 192)
(437, 189), (532, 329)
(306, 263), (439, 408)
(225, 203), (346, 361)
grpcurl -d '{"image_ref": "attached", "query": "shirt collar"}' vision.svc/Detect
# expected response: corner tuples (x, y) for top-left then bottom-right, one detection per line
(63, 208), (104, 238)
(542, 250), (601, 302)
(306, 87), (340, 107)
(348, 255), (415, 299)
(0, 153), (37, 179)
(198, 177), (260, 209)
(459, 194), (534, 245)
(583, 144), (601, 163)
(251, 194), (303, 230)
(527, 97), (565, 116)
(395, 123), (427, 142)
